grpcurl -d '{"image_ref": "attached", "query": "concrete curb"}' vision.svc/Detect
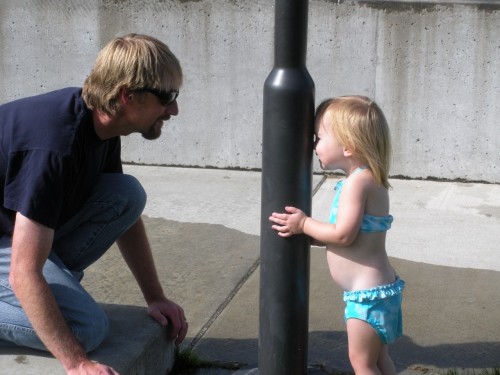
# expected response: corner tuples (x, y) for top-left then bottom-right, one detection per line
(0, 305), (175, 375)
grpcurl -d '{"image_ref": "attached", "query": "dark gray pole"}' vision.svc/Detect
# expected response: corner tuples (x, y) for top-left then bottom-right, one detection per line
(259, 0), (315, 374)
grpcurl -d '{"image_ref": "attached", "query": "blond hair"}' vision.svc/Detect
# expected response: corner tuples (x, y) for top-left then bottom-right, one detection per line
(82, 33), (182, 115)
(316, 96), (392, 188)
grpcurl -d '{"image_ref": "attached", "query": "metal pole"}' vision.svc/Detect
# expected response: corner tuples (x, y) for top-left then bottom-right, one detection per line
(259, 0), (315, 374)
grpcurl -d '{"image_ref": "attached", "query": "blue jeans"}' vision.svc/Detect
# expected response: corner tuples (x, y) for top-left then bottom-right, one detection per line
(0, 173), (146, 352)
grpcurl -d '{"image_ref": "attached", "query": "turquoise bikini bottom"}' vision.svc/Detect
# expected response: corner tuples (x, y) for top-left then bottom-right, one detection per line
(343, 277), (405, 344)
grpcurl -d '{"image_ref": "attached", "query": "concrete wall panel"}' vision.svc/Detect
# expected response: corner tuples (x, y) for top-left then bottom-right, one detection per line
(373, 3), (500, 181)
(0, 0), (498, 182)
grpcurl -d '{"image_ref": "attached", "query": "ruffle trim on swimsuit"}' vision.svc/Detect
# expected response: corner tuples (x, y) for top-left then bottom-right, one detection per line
(343, 277), (405, 303)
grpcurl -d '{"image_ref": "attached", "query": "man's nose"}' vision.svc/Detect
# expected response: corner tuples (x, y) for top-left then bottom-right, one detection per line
(165, 100), (179, 116)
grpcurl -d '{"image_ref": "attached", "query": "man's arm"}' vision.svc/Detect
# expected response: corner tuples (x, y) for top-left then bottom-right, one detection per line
(10, 213), (118, 375)
(116, 218), (188, 346)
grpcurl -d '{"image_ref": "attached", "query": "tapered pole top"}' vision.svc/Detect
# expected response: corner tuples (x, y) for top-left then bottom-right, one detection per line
(274, 0), (309, 67)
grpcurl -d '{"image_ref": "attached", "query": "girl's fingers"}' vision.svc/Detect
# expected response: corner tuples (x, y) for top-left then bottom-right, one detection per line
(272, 224), (291, 235)
(269, 214), (287, 224)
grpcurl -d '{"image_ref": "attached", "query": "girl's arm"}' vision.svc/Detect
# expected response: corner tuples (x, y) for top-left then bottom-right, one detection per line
(269, 208), (356, 246)
(269, 177), (367, 246)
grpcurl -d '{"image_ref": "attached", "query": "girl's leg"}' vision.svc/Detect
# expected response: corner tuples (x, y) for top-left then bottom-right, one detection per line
(346, 318), (383, 375)
(377, 345), (397, 375)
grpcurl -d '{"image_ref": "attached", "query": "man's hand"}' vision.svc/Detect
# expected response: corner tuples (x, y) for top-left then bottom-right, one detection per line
(116, 219), (188, 346)
(147, 298), (188, 346)
(269, 206), (308, 237)
(67, 360), (120, 375)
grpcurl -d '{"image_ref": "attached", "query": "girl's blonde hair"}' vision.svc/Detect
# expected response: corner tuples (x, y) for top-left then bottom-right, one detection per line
(316, 95), (392, 188)
(82, 33), (182, 115)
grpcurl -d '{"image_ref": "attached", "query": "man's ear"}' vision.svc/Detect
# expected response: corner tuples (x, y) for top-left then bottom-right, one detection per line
(118, 86), (133, 105)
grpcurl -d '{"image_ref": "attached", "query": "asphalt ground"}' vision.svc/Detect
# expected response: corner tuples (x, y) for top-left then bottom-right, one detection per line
(1, 165), (499, 374)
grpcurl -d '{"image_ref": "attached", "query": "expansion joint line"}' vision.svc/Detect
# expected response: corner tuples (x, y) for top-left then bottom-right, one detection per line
(187, 257), (260, 351)
(187, 173), (327, 350)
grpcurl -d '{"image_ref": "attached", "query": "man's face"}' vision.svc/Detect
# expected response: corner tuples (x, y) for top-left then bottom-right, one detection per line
(130, 88), (180, 140)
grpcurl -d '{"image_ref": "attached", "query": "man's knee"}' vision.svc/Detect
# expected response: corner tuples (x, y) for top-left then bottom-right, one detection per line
(72, 308), (110, 353)
(110, 174), (147, 218)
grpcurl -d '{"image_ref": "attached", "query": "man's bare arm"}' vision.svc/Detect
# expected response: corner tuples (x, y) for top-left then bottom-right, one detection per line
(116, 218), (188, 345)
(10, 213), (118, 374)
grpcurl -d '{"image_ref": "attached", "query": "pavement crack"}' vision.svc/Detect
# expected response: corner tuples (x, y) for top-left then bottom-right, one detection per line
(188, 174), (326, 351)
(313, 174), (328, 196)
(188, 257), (261, 351)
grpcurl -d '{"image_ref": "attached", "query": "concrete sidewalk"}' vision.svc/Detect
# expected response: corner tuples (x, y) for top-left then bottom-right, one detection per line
(1, 165), (499, 374)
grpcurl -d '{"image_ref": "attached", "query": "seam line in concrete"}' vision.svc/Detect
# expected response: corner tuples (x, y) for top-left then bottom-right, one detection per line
(313, 174), (328, 196)
(188, 174), (327, 351)
(188, 258), (261, 351)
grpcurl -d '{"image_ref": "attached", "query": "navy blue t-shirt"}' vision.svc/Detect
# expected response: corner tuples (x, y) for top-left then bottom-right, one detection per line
(0, 88), (122, 237)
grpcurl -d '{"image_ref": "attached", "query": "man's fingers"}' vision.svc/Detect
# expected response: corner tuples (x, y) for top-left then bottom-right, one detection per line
(175, 320), (188, 346)
(148, 306), (169, 327)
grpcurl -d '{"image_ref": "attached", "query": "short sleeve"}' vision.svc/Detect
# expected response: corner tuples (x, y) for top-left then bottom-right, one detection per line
(4, 149), (65, 229)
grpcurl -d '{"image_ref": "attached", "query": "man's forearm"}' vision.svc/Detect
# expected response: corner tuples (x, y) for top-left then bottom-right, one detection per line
(117, 218), (188, 346)
(10, 213), (89, 372)
(116, 218), (165, 303)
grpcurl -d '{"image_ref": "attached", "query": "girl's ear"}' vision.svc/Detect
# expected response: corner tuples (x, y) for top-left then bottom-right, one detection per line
(343, 145), (353, 157)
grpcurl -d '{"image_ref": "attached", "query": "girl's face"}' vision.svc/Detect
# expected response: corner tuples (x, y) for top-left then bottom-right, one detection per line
(314, 116), (345, 170)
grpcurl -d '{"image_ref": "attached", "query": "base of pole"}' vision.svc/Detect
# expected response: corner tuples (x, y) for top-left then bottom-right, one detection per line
(233, 366), (327, 375)
(232, 367), (259, 375)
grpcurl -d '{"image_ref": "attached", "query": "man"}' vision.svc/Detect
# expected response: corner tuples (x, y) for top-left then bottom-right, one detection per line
(0, 34), (188, 374)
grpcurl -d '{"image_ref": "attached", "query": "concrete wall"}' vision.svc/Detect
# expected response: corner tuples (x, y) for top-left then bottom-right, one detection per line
(0, 0), (499, 183)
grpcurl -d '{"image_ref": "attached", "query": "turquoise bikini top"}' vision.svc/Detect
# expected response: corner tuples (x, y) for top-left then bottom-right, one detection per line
(328, 166), (393, 233)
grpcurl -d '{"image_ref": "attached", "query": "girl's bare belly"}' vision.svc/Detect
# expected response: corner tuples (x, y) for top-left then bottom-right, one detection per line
(326, 233), (396, 292)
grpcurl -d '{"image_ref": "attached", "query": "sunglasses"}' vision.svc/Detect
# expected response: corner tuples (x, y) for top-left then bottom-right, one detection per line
(138, 87), (179, 106)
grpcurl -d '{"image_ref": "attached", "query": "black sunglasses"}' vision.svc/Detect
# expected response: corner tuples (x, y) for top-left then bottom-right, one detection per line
(137, 88), (179, 106)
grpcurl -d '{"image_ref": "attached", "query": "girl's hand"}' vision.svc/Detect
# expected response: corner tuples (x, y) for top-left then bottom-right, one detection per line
(269, 206), (308, 237)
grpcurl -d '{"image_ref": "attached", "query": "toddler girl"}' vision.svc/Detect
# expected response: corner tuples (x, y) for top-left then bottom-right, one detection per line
(269, 95), (404, 375)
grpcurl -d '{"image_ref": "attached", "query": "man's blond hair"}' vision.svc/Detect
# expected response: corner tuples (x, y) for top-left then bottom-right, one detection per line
(82, 33), (182, 115)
